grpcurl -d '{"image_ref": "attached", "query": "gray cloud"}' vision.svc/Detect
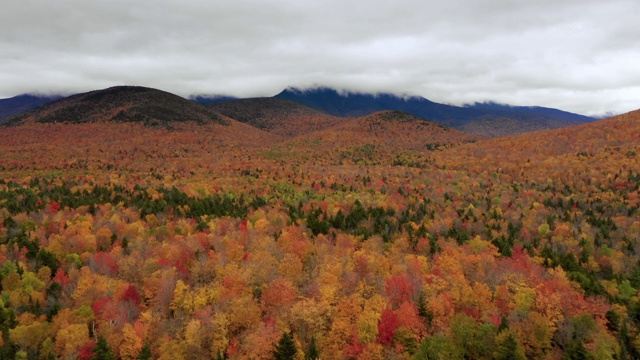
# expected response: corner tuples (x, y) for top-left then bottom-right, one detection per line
(1, 0), (638, 116)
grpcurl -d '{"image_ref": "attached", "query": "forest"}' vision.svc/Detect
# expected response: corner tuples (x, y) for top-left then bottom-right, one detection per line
(0, 107), (639, 359)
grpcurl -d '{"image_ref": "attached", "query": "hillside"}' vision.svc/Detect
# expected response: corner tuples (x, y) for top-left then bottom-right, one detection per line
(274, 86), (595, 136)
(2, 86), (229, 127)
(448, 107), (640, 164)
(0, 123), (279, 177)
(206, 97), (345, 137)
(316, 110), (480, 150)
(270, 110), (482, 165)
(0, 94), (62, 121)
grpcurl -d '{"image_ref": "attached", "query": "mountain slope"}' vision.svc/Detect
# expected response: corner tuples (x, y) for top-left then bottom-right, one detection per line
(205, 98), (345, 137)
(273, 110), (483, 164)
(513, 108), (637, 155)
(0, 94), (63, 121)
(3, 86), (229, 127)
(274, 87), (595, 136)
(436, 108), (640, 183)
(465, 102), (594, 123)
(321, 110), (481, 150)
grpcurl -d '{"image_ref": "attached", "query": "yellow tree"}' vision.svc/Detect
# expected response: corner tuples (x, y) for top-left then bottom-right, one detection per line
(55, 323), (90, 359)
(119, 322), (143, 360)
(9, 321), (50, 357)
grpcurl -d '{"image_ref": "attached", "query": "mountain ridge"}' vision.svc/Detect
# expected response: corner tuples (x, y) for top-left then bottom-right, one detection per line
(0, 94), (64, 121)
(205, 97), (345, 137)
(1, 85), (604, 137)
(3, 86), (229, 127)
(272, 86), (595, 136)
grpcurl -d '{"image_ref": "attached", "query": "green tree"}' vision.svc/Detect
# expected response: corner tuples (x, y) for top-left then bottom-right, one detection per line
(414, 334), (462, 360)
(93, 336), (116, 360)
(273, 332), (297, 360)
(305, 336), (319, 360)
(137, 341), (152, 360)
(605, 309), (620, 332)
(562, 340), (591, 360)
(14, 350), (28, 360)
(497, 315), (509, 333)
(450, 313), (495, 359)
(494, 330), (525, 360)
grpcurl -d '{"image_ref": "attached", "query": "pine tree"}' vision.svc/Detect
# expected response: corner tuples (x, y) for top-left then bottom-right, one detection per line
(93, 336), (116, 360)
(562, 340), (591, 360)
(137, 341), (152, 360)
(273, 332), (297, 360)
(216, 349), (226, 360)
(494, 332), (524, 360)
(305, 336), (319, 360)
(498, 315), (509, 333)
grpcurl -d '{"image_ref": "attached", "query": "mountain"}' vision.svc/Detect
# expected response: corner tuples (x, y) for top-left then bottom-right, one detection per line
(0, 94), (63, 121)
(205, 98), (345, 137)
(465, 102), (593, 123)
(458, 102), (598, 137)
(274, 87), (595, 136)
(189, 94), (238, 104)
(2, 86), (229, 127)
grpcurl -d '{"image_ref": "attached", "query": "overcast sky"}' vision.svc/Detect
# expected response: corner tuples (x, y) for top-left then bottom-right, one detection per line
(1, 0), (639, 116)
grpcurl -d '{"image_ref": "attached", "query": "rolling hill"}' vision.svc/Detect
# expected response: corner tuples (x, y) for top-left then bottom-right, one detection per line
(271, 110), (483, 164)
(206, 97), (345, 137)
(273, 86), (595, 136)
(318, 110), (481, 150)
(0, 86), (284, 161)
(2, 86), (230, 127)
(464, 107), (640, 157)
(434, 107), (640, 189)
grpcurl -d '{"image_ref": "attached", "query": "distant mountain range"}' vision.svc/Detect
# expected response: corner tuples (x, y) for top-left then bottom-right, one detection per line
(2, 84), (639, 171)
(188, 94), (238, 104)
(1, 86), (485, 156)
(1, 85), (599, 136)
(272, 87), (596, 136)
(0, 94), (64, 121)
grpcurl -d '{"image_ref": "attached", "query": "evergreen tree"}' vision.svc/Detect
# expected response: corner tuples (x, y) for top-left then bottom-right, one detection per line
(497, 315), (509, 333)
(562, 340), (591, 360)
(137, 341), (152, 360)
(305, 336), (319, 360)
(93, 336), (116, 360)
(273, 332), (297, 360)
(605, 309), (620, 332)
(494, 331), (525, 360)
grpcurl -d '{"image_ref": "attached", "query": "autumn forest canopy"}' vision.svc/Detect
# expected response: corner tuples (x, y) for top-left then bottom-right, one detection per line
(0, 86), (639, 359)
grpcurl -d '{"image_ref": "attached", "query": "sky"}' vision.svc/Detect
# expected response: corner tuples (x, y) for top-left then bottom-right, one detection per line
(1, 0), (639, 117)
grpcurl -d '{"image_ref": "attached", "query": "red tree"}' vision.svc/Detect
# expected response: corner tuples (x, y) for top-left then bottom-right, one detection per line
(377, 308), (399, 346)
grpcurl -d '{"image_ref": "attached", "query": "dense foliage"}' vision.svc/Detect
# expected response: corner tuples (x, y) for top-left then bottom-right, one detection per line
(0, 108), (638, 359)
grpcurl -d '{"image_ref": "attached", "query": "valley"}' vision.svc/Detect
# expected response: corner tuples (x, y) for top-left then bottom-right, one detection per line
(0, 86), (638, 359)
